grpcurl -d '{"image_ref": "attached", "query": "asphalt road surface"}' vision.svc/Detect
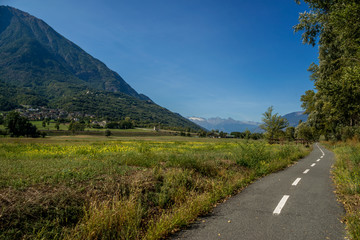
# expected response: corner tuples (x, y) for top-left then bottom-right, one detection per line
(173, 144), (346, 240)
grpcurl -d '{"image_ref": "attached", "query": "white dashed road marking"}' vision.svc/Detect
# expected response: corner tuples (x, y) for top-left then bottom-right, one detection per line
(316, 143), (325, 156)
(303, 169), (310, 174)
(311, 163), (316, 167)
(273, 195), (290, 215)
(292, 178), (301, 186)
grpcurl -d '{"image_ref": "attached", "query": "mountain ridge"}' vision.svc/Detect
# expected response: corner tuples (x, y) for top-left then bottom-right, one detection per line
(0, 5), (148, 100)
(188, 116), (261, 133)
(282, 111), (308, 127)
(188, 111), (308, 133)
(0, 6), (201, 130)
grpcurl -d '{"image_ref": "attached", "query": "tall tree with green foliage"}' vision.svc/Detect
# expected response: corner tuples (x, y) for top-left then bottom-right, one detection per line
(295, 0), (360, 138)
(295, 122), (317, 142)
(260, 106), (289, 143)
(55, 122), (60, 131)
(285, 126), (296, 141)
(5, 111), (40, 137)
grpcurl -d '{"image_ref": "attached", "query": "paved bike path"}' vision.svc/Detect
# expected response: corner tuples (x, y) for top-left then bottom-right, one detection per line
(173, 144), (346, 240)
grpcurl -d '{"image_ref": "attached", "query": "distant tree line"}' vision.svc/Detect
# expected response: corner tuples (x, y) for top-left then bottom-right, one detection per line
(259, 106), (318, 144)
(230, 131), (263, 140)
(105, 117), (134, 130)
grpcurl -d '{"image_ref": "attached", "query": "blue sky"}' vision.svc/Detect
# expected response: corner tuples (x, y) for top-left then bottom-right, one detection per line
(2, 0), (317, 122)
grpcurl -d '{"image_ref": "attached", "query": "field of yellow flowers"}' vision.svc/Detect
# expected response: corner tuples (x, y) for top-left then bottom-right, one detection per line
(0, 138), (309, 239)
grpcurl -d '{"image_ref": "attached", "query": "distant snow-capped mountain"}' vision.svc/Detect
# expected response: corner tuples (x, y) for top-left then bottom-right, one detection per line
(189, 112), (308, 133)
(188, 117), (261, 133)
(188, 117), (206, 122)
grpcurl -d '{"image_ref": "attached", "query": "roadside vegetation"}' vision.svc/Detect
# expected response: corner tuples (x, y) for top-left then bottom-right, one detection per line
(324, 141), (360, 240)
(0, 137), (309, 239)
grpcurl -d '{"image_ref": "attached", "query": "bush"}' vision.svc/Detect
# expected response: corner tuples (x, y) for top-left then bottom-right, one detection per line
(340, 126), (356, 141)
(105, 130), (112, 137)
(234, 142), (270, 169)
(0, 129), (7, 137)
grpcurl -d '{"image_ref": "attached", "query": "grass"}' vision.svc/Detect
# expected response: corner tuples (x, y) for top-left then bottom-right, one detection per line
(325, 140), (360, 240)
(0, 137), (309, 239)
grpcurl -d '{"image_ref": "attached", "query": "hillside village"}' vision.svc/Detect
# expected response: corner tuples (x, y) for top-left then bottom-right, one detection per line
(13, 105), (109, 126)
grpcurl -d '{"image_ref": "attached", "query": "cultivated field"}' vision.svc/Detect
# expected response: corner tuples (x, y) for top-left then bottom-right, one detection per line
(0, 136), (309, 239)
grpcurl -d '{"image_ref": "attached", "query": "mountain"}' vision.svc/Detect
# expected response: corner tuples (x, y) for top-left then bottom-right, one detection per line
(189, 111), (308, 133)
(0, 6), (201, 130)
(0, 6), (147, 100)
(188, 117), (261, 133)
(282, 111), (308, 127)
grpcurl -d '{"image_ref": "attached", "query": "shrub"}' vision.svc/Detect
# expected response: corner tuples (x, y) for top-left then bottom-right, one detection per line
(105, 130), (112, 137)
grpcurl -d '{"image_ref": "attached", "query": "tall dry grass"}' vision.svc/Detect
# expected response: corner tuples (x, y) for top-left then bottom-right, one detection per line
(327, 141), (360, 240)
(0, 139), (309, 239)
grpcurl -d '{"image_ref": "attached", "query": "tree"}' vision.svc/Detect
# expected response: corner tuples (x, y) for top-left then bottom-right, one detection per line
(198, 130), (207, 138)
(295, 122), (317, 142)
(5, 111), (40, 137)
(285, 127), (296, 141)
(40, 132), (47, 138)
(68, 121), (85, 134)
(250, 132), (263, 140)
(244, 130), (251, 140)
(260, 106), (288, 143)
(219, 131), (227, 138)
(106, 122), (120, 129)
(120, 120), (133, 129)
(295, 0), (360, 138)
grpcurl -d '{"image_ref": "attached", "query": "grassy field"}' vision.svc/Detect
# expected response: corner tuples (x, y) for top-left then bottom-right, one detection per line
(325, 141), (360, 240)
(0, 136), (309, 239)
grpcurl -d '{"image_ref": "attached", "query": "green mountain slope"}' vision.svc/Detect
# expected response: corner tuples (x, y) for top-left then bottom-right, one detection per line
(0, 5), (145, 99)
(56, 90), (201, 128)
(0, 6), (201, 130)
(0, 80), (48, 110)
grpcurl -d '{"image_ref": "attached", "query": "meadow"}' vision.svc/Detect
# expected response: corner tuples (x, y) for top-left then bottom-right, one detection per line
(326, 141), (360, 240)
(0, 136), (309, 239)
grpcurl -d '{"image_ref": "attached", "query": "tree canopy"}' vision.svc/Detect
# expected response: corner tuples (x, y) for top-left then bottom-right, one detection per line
(295, 0), (360, 139)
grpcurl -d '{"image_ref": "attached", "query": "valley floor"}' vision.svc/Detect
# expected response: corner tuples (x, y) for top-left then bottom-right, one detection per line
(0, 136), (309, 239)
